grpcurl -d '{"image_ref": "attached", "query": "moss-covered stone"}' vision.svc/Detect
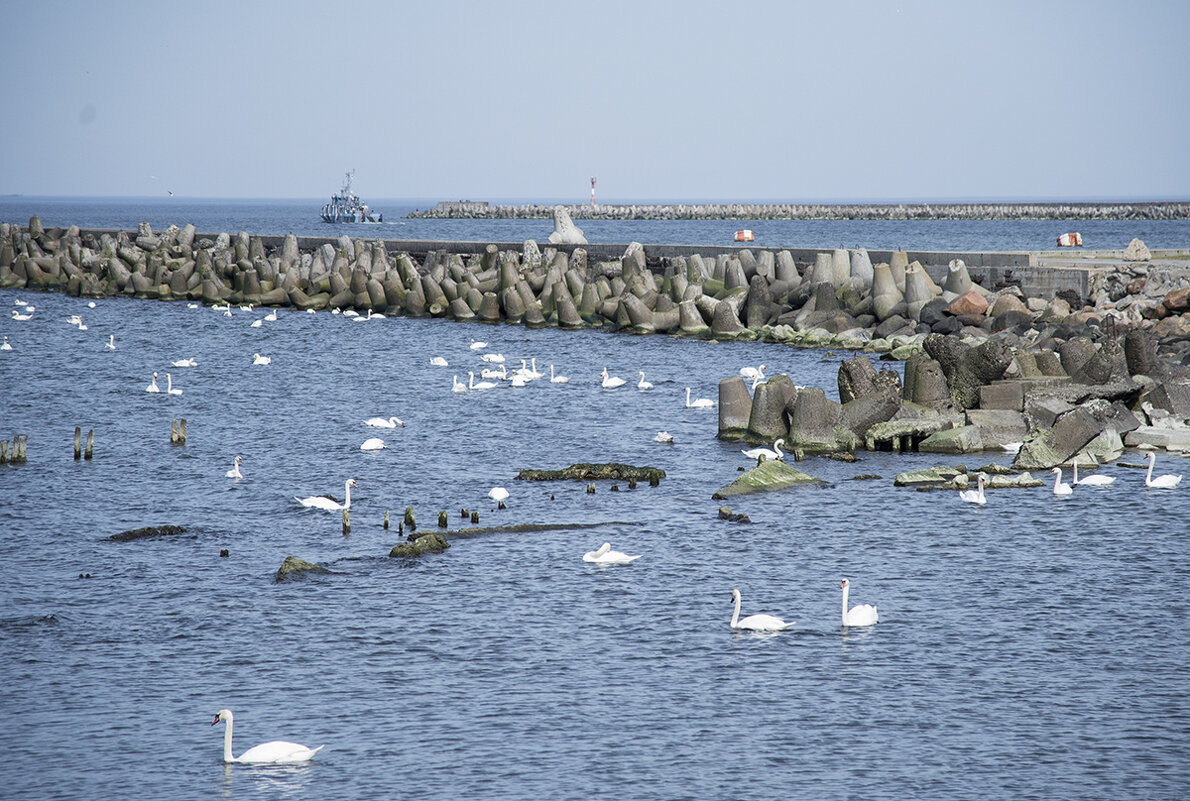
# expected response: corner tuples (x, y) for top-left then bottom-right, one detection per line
(389, 533), (449, 557)
(516, 463), (665, 483)
(275, 556), (330, 582)
(712, 459), (825, 498)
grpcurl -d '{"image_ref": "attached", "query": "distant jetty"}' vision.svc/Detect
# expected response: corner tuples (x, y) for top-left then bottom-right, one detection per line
(413, 200), (1190, 221)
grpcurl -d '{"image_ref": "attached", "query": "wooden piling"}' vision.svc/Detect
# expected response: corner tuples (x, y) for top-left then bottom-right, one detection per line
(179, 419), (186, 445)
(15, 435), (26, 463)
(171, 419), (188, 446)
(75, 427), (82, 460)
(470, 510), (478, 524)
(85, 429), (93, 460)
(170, 420), (178, 444)
(404, 507), (416, 531)
(438, 510), (448, 528)
(383, 509), (390, 530)
(0, 440), (7, 463)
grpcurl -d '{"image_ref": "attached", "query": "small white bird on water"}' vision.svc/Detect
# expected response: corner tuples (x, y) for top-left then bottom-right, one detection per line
(654, 431), (674, 443)
(360, 437), (387, 451)
(1, 336), (11, 351)
(452, 375), (467, 393)
(105, 334), (116, 351)
(600, 367), (626, 389)
(146, 372), (160, 393)
(166, 373), (183, 395)
(212, 708), (323, 765)
(741, 438), (784, 462)
(226, 456), (243, 480)
(252, 353), (271, 365)
(958, 473), (987, 505)
(583, 542), (642, 565)
(1051, 466), (1073, 496)
(481, 353), (505, 363)
(637, 371), (653, 390)
(296, 478), (357, 511)
(1144, 451), (1182, 489)
(470, 338), (487, 350)
(171, 357), (197, 367)
(549, 364), (569, 384)
(1072, 457), (1114, 487)
(430, 356), (448, 367)
(488, 487), (509, 508)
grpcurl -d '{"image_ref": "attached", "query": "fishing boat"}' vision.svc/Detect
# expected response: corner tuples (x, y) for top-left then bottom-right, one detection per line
(321, 170), (382, 223)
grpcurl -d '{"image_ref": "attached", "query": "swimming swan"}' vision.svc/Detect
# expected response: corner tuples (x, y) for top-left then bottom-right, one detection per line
(1145, 451), (1183, 489)
(360, 438), (386, 451)
(146, 372), (160, 393)
(684, 387), (714, 409)
(296, 478), (357, 511)
(958, 473), (987, 505)
(226, 456), (243, 480)
(252, 353), (271, 365)
(364, 416), (404, 428)
(549, 364), (569, 384)
(600, 367), (626, 389)
(452, 375), (467, 393)
(488, 487), (509, 508)
(583, 542), (641, 565)
(468, 372), (497, 390)
(212, 709), (323, 764)
(1051, 466), (1073, 496)
(840, 578), (878, 627)
(741, 439), (784, 462)
(166, 373), (182, 395)
(637, 371), (653, 390)
(1072, 457), (1114, 486)
(730, 588), (794, 631)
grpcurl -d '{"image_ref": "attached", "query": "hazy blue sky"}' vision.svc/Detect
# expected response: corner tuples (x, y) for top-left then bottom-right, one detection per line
(2, 0), (1187, 202)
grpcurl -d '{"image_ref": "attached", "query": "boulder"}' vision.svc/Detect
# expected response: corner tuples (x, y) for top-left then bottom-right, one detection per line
(786, 387), (843, 451)
(712, 459), (825, 498)
(275, 556), (330, 582)
(840, 386), (901, 437)
(548, 206), (587, 245)
(945, 290), (989, 317)
(1123, 238), (1151, 262)
(838, 356), (879, 404)
(389, 533), (450, 557)
(1013, 407), (1102, 470)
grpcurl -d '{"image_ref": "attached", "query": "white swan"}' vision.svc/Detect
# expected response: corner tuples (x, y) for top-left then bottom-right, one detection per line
(550, 364), (570, 384)
(1, 336), (11, 351)
(212, 709), (323, 765)
(526, 358), (544, 380)
(654, 431), (674, 443)
(1072, 457), (1115, 487)
(10, 309), (33, 321)
(252, 353), (271, 365)
(146, 372), (160, 393)
(488, 486), (509, 508)
(264, 310), (278, 321)
(840, 578), (879, 627)
(468, 371), (497, 390)
(637, 371), (653, 390)
(226, 456), (243, 480)
(1002, 441), (1023, 454)
(1051, 467), (1073, 496)
(171, 357), (197, 367)
(583, 542), (641, 565)
(452, 374), (467, 393)
(739, 365), (766, 381)
(166, 373), (182, 395)
(430, 356), (449, 367)
(741, 438), (785, 462)
(296, 478), (357, 511)
(510, 372), (527, 388)
(360, 437), (386, 451)
(481, 353), (505, 363)
(600, 367), (626, 389)
(684, 387), (715, 409)
(364, 416), (404, 428)
(481, 365), (508, 380)
(105, 334), (115, 351)
(730, 588), (794, 632)
(470, 338), (487, 350)
(1145, 451), (1183, 489)
(249, 318), (263, 328)
(958, 473), (987, 505)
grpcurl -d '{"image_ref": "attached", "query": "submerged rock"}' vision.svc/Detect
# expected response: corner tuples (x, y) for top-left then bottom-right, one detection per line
(516, 463), (665, 483)
(389, 534), (450, 557)
(275, 556), (330, 582)
(107, 524), (187, 542)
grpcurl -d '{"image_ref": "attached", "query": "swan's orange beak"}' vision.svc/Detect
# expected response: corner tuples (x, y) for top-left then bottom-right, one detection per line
(211, 714), (221, 726)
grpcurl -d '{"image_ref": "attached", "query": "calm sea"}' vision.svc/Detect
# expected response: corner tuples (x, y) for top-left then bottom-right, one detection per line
(1, 199), (1189, 800)
(2, 196), (1189, 252)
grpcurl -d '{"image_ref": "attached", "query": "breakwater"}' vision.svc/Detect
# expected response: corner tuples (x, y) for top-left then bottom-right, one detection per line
(415, 200), (1190, 221)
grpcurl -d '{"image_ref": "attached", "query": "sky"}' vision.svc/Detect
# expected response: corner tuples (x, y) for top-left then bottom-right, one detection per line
(1, 0), (1187, 203)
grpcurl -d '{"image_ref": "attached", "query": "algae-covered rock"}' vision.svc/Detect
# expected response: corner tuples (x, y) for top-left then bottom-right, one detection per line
(712, 459), (825, 498)
(893, 466), (967, 486)
(389, 533), (450, 557)
(107, 524), (187, 542)
(275, 556), (330, 582)
(516, 463), (665, 483)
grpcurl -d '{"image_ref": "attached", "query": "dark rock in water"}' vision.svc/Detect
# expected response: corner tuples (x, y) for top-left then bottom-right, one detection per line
(712, 459), (825, 498)
(718, 506), (752, 523)
(389, 534), (450, 557)
(841, 385), (901, 437)
(275, 556), (330, 582)
(515, 463), (665, 483)
(838, 356), (879, 405)
(107, 524), (187, 542)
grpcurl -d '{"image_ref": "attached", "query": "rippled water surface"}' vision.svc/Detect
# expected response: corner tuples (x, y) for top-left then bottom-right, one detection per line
(2, 284), (1189, 800)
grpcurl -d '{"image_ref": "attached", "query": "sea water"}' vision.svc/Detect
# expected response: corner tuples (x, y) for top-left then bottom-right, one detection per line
(1, 275), (1189, 800)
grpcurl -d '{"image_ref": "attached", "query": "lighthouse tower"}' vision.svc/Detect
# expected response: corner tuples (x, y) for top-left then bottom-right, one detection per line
(590, 177), (596, 206)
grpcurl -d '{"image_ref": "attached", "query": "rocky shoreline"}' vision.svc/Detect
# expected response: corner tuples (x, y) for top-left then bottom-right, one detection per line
(3, 217), (1189, 470)
(414, 200), (1190, 221)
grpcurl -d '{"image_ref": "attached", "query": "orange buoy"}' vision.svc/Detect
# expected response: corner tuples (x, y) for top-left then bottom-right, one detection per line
(734, 230), (754, 242)
(1057, 232), (1082, 247)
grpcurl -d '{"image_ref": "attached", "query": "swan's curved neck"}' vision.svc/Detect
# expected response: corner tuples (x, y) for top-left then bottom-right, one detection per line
(344, 481), (353, 509)
(731, 592), (742, 627)
(685, 388), (691, 407)
(1053, 469), (1062, 490)
(1073, 461), (1080, 483)
(841, 584), (849, 625)
(773, 441), (784, 458)
(1146, 455), (1154, 484)
(222, 714), (235, 762)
